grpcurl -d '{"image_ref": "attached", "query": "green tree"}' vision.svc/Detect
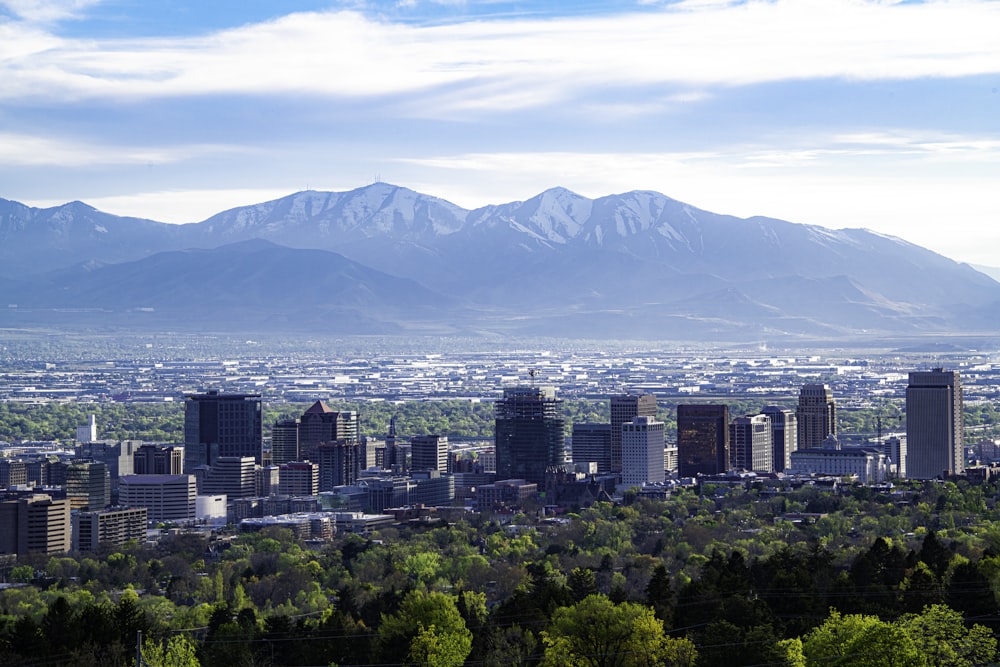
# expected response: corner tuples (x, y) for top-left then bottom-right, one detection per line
(142, 634), (201, 667)
(540, 593), (695, 667)
(801, 609), (923, 667)
(899, 604), (997, 667)
(375, 589), (472, 667)
(10, 565), (34, 583)
(568, 567), (598, 602)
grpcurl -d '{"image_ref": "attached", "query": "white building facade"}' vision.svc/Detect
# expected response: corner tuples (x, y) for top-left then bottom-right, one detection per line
(621, 416), (665, 487)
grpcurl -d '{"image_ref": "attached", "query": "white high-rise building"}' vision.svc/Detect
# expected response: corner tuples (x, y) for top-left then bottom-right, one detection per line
(76, 414), (98, 443)
(621, 416), (665, 487)
(729, 414), (774, 473)
(610, 394), (657, 475)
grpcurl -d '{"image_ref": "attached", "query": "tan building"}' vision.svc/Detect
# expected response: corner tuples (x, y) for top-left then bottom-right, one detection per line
(76, 506), (147, 552)
(0, 494), (71, 555)
(119, 474), (197, 522)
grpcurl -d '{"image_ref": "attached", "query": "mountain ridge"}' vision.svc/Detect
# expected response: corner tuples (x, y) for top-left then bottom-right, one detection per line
(1, 183), (997, 341)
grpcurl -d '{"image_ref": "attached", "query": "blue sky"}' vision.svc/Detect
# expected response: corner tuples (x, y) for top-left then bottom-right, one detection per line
(2, 0), (999, 265)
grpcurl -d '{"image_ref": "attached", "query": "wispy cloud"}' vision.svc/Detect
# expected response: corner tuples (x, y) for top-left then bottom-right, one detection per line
(2, 1), (999, 111)
(0, 132), (247, 166)
(0, 0), (100, 22)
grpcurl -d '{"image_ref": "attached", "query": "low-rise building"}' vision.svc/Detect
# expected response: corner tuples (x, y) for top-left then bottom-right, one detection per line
(76, 506), (147, 552)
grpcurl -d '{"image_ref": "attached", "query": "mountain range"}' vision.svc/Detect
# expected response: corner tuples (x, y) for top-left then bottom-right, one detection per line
(1, 183), (998, 341)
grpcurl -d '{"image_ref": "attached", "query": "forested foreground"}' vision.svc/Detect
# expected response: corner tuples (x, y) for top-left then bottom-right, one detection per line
(6, 482), (1000, 666)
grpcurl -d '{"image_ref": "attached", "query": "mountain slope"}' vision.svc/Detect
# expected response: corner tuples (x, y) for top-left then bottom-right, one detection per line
(0, 240), (460, 334)
(2, 184), (998, 340)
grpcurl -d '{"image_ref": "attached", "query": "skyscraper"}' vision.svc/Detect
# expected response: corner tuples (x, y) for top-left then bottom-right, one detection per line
(271, 418), (300, 466)
(315, 441), (360, 491)
(279, 461), (320, 496)
(76, 440), (139, 497)
(134, 444), (184, 475)
(762, 406), (797, 472)
(610, 393), (657, 474)
(0, 494), (71, 556)
(571, 423), (613, 473)
(200, 456), (257, 498)
(906, 368), (964, 479)
(184, 390), (263, 471)
(410, 435), (449, 473)
(796, 384), (836, 450)
(729, 414), (773, 473)
(65, 461), (111, 511)
(621, 416), (665, 487)
(298, 401), (359, 461)
(495, 386), (567, 485)
(677, 404), (730, 477)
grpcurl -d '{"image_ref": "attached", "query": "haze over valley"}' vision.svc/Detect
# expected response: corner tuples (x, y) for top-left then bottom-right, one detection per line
(3, 183), (998, 344)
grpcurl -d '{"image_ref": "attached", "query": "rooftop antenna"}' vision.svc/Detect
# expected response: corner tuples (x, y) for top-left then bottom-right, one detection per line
(529, 368), (536, 387)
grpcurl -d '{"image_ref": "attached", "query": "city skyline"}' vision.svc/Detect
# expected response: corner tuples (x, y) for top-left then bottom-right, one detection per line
(2, 1), (999, 265)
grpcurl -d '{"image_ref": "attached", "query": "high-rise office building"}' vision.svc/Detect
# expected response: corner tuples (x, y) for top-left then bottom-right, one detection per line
(65, 461), (111, 511)
(0, 460), (27, 489)
(906, 368), (964, 479)
(257, 465), (280, 496)
(762, 406), (797, 473)
(134, 444), (184, 475)
(796, 384), (836, 450)
(119, 474), (197, 522)
(0, 494), (71, 555)
(200, 456), (257, 499)
(77, 440), (139, 497)
(495, 386), (567, 485)
(677, 404), (730, 477)
(279, 461), (320, 496)
(410, 435), (449, 473)
(621, 416), (665, 487)
(76, 414), (98, 443)
(184, 390), (263, 470)
(299, 401), (358, 461)
(271, 418), (300, 466)
(729, 414), (773, 473)
(316, 441), (361, 491)
(610, 394), (657, 474)
(571, 423), (613, 473)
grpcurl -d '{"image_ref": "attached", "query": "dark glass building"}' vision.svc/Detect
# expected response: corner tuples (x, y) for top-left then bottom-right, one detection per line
(906, 368), (964, 479)
(298, 401), (358, 461)
(184, 390), (263, 471)
(677, 404), (730, 477)
(571, 423), (613, 473)
(495, 386), (567, 485)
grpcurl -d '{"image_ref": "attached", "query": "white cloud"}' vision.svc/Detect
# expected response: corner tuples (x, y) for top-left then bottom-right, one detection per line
(0, 132), (248, 166)
(0, 0), (101, 22)
(2, 1), (999, 109)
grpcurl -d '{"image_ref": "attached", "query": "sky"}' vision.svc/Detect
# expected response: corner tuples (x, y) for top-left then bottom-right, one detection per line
(1, 0), (999, 265)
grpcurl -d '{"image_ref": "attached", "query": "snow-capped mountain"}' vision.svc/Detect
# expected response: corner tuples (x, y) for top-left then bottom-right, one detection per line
(1, 183), (998, 340)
